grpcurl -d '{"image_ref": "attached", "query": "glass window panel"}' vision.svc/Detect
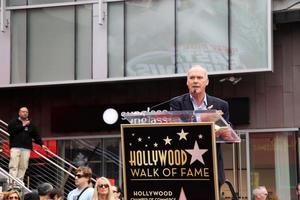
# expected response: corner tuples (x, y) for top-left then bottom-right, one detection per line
(64, 137), (121, 182)
(104, 138), (121, 180)
(108, 2), (124, 78)
(7, 0), (91, 6)
(28, 0), (75, 5)
(125, 0), (175, 77)
(230, 0), (269, 70)
(65, 139), (96, 167)
(11, 10), (27, 83)
(177, 0), (228, 74)
(220, 133), (248, 199)
(250, 133), (275, 189)
(6, 0), (27, 7)
(27, 6), (75, 82)
(76, 5), (92, 79)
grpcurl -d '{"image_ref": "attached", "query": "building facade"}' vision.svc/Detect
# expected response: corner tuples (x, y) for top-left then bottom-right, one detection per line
(0, 0), (300, 199)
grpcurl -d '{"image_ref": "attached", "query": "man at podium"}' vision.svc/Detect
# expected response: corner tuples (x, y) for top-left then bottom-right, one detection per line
(170, 65), (229, 186)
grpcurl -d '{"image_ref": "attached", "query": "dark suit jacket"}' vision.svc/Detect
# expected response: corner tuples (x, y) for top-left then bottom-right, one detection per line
(170, 93), (229, 185)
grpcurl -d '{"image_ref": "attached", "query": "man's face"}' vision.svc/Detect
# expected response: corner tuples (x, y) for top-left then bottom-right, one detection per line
(74, 171), (89, 187)
(18, 107), (29, 120)
(186, 67), (209, 95)
(256, 188), (268, 200)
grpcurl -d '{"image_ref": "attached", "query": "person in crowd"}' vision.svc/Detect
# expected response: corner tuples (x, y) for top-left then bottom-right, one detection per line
(252, 186), (268, 200)
(111, 185), (123, 200)
(49, 188), (63, 200)
(67, 166), (94, 200)
(8, 107), (48, 183)
(169, 65), (230, 186)
(6, 190), (21, 200)
(92, 177), (114, 200)
(37, 182), (54, 200)
(296, 182), (300, 200)
(23, 190), (39, 200)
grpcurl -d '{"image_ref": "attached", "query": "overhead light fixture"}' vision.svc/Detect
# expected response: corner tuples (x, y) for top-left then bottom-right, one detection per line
(103, 108), (119, 125)
(219, 76), (242, 85)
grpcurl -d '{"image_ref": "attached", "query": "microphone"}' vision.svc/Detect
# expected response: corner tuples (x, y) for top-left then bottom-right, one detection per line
(24, 118), (30, 131)
(147, 94), (184, 111)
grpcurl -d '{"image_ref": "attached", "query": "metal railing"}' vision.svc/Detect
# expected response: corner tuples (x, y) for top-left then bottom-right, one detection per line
(222, 179), (239, 200)
(0, 167), (31, 192)
(0, 120), (81, 197)
(0, 120), (7, 130)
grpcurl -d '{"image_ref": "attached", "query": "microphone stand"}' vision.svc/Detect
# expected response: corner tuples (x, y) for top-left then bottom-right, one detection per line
(148, 94), (184, 111)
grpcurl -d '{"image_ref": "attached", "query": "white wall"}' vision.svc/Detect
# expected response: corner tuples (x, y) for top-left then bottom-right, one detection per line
(0, 11), (10, 85)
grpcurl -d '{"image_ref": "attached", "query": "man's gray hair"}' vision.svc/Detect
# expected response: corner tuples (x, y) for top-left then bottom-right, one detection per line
(187, 65), (208, 79)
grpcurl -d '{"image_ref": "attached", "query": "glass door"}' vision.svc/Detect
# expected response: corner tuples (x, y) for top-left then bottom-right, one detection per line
(222, 129), (298, 200)
(248, 131), (298, 200)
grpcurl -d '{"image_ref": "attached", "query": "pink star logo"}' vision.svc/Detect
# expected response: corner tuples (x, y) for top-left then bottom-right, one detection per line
(179, 187), (187, 200)
(186, 141), (208, 165)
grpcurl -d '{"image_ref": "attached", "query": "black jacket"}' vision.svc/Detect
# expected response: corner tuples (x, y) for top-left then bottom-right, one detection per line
(170, 93), (229, 185)
(8, 117), (44, 150)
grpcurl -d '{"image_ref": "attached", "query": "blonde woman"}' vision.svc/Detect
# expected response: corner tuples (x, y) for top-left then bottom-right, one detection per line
(92, 177), (114, 200)
(6, 190), (21, 200)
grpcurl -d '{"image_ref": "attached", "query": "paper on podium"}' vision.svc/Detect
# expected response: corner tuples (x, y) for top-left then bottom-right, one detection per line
(121, 110), (240, 143)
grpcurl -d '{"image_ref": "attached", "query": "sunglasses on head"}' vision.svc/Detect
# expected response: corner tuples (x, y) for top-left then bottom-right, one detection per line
(75, 174), (86, 178)
(98, 184), (109, 188)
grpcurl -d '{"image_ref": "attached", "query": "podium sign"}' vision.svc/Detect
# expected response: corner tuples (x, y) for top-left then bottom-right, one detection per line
(121, 122), (219, 200)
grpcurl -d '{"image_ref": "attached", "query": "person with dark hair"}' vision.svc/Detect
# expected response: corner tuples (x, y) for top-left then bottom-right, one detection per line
(111, 185), (123, 200)
(23, 190), (39, 200)
(49, 188), (63, 200)
(38, 182), (53, 200)
(8, 107), (48, 183)
(170, 65), (231, 186)
(67, 166), (94, 200)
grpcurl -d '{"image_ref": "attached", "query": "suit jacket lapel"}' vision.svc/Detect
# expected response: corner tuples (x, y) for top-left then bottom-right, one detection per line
(206, 94), (217, 110)
(183, 94), (194, 110)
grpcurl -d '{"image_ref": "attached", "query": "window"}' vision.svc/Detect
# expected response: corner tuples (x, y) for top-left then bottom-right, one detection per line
(107, 0), (272, 78)
(11, 4), (92, 83)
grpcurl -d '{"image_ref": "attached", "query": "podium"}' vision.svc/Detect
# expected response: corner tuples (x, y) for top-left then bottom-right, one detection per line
(120, 110), (240, 200)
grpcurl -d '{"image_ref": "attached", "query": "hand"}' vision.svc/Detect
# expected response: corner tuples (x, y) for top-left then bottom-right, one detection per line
(42, 145), (49, 151)
(200, 111), (223, 122)
(216, 128), (233, 141)
(23, 120), (30, 127)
